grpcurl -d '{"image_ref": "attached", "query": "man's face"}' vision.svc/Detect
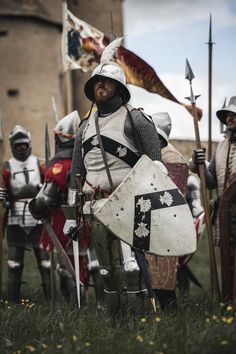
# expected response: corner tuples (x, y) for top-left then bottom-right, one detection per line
(15, 143), (29, 152)
(93, 77), (117, 104)
(226, 112), (236, 131)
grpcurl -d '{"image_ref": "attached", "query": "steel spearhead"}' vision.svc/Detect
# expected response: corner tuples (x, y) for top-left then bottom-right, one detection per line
(45, 123), (51, 169)
(185, 59), (195, 83)
(0, 114), (3, 144)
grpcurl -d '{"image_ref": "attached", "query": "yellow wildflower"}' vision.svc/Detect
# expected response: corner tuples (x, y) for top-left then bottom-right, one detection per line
(57, 344), (63, 349)
(226, 305), (233, 312)
(72, 335), (77, 342)
(226, 317), (234, 324)
(219, 302), (225, 308)
(149, 341), (154, 345)
(212, 315), (217, 320)
(25, 345), (36, 352)
(85, 342), (90, 347)
(220, 340), (228, 346)
(140, 317), (147, 323)
(136, 335), (144, 342)
(155, 316), (161, 323)
(41, 343), (48, 348)
(28, 303), (35, 309)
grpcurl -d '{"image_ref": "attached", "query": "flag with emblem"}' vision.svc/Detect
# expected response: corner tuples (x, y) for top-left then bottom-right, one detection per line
(61, 5), (202, 118)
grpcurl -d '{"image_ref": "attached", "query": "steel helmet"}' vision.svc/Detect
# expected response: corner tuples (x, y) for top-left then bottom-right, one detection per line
(151, 112), (172, 146)
(216, 96), (236, 125)
(9, 125), (32, 160)
(53, 110), (80, 148)
(84, 62), (130, 104)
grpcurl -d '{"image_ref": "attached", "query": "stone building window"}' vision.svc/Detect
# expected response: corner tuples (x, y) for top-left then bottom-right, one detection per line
(0, 30), (8, 37)
(7, 89), (19, 97)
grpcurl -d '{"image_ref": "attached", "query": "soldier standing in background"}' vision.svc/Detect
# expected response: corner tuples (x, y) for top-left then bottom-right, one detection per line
(191, 96), (236, 304)
(0, 125), (51, 303)
(145, 112), (188, 310)
(29, 111), (90, 305)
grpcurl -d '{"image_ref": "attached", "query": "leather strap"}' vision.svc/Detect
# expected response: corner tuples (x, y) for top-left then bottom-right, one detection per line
(95, 113), (114, 192)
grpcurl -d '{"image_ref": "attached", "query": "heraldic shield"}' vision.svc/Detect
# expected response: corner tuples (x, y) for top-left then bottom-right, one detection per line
(94, 155), (196, 256)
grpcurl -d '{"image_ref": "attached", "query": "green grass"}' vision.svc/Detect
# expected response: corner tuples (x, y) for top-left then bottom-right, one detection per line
(0, 235), (236, 354)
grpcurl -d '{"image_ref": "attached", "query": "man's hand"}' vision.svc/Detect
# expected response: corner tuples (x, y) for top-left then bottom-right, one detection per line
(0, 187), (7, 203)
(63, 219), (79, 241)
(192, 148), (206, 166)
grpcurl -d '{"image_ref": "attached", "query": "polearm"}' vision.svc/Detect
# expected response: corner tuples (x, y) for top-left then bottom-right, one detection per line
(0, 114), (4, 296)
(206, 13), (215, 161)
(45, 123), (56, 305)
(52, 96), (59, 123)
(185, 59), (220, 298)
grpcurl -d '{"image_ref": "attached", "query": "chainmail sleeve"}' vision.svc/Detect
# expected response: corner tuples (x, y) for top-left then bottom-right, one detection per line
(205, 153), (217, 189)
(69, 120), (87, 189)
(124, 108), (161, 161)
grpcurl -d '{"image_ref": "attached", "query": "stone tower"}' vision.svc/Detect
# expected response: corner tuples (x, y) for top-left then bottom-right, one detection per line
(0, 0), (123, 159)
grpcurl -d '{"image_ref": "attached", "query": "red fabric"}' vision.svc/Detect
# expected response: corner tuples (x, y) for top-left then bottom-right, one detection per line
(39, 159), (90, 284)
(40, 159), (71, 251)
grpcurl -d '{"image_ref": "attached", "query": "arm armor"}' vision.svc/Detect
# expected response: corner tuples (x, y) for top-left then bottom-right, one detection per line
(186, 175), (204, 217)
(29, 181), (60, 220)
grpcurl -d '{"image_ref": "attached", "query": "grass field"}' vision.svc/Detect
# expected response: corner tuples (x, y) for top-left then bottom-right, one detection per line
(0, 234), (236, 354)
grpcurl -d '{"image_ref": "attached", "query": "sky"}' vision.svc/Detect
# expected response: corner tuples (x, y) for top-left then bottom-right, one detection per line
(122, 0), (236, 141)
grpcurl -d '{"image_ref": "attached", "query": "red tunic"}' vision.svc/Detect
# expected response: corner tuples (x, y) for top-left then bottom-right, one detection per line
(40, 159), (89, 284)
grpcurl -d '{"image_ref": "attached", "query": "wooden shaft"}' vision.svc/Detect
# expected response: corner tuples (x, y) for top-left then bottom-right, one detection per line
(192, 102), (220, 298)
(50, 251), (56, 305)
(0, 208), (2, 297)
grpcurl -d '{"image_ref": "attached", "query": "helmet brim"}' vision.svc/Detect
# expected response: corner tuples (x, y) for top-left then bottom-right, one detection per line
(84, 74), (130, 104)
(216, 107), (236, 125)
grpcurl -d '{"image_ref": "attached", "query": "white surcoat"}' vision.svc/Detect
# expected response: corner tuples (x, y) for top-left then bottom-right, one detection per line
(7, 155), (42, 227)
(82, 106), (139, 196)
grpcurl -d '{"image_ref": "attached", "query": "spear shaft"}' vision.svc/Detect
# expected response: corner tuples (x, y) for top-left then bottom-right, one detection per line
(207, 13), (214, 161)
(45, 124), (56, 305)
(0, 114), (4, 296)
(185, 60), (220, 298)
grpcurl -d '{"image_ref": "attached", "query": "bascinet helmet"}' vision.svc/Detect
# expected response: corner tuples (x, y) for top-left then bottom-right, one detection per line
(9, 125), (31, 161)
(151, 112), (172, 146)
(84, 62), (131, 104)
(216, 96), (236, 125)
(53, 110), (80, 148)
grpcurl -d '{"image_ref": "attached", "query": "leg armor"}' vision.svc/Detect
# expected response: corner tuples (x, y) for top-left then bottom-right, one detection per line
(91, 220), (147, 316)
(57, 262), (77, 304)
(154, 289), (177, 312)
(33, 247), (51, 301)
(87, 247), (105, 308)
(7, 245), (24, 303)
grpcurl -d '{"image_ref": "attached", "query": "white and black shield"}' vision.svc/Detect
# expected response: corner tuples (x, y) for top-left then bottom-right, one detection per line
(94, 155), (197, 256)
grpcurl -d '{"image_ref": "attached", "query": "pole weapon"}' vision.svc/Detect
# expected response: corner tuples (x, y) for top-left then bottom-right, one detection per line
(45, 123), (56, 305)
(0, 113), (4, 297)
(52, 96), (59, 123)
(220, 97), (227, 134)
(134, 250), (156, 312)
(185, 59), (220, 298)
(206, 13), (215, 161)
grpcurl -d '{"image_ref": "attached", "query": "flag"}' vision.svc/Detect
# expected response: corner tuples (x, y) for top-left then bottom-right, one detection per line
(62, 4), (202, 118)
(61, 1), (108, 72)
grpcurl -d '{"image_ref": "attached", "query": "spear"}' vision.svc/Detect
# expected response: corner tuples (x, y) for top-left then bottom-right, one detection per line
(45, 124), (56, 305)
(206, 13), (215, 161)
(52, 96), (59, 123)
(0, 114), (4, 296)
(185, 59), (220, 298)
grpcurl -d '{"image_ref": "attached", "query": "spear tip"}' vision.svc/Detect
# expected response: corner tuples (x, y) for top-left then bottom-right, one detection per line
(0, 113), (3, 143)
(185, 58), (195, 82)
